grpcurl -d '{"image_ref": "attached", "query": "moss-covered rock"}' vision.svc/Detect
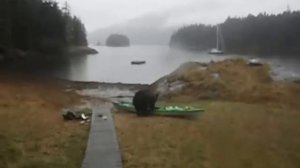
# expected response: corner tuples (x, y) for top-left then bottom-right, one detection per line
(150, 59), (294, 103)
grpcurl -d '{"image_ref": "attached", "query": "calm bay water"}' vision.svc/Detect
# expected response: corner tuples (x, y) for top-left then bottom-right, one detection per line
(53, 45), (300, 84)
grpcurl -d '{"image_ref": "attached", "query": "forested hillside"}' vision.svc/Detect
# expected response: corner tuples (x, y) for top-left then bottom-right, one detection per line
(0, 0), (87, 56)
(170, 11), (300, 56)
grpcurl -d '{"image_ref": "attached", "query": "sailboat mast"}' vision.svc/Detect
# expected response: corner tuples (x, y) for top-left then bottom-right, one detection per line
(216, 25), (219, 50)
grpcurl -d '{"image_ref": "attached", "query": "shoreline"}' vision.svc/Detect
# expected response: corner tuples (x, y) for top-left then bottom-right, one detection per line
(66, 80), (149, 89)
(67, 46), (98, 55)
(0, 46), (98, 63)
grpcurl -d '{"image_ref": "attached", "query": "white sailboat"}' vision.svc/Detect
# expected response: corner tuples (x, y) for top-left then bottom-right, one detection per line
(209, 25), (224, 55)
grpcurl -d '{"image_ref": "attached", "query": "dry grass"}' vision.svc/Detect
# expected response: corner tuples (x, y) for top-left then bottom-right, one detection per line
(0, 72), (89, 168)
(160, 59), (300, 107)
(180, 59), (274, 101)
(115, 59), (300, 168)
(114, 112), (205, 168)
(114, 100), (300, 168)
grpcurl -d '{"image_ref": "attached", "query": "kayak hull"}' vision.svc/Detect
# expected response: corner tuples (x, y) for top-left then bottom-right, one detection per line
(113, 101), (205, 116)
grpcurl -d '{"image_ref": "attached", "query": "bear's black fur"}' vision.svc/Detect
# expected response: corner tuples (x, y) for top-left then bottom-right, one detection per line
(133, 89), (159, 116)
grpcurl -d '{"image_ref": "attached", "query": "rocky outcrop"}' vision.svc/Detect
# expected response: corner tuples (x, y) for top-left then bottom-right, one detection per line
(68, 46), (98, 55)
(150, 59), (282, 102)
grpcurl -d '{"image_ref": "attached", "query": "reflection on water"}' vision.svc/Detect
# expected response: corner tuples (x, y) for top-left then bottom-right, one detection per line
(51, 55), (87, 81)
(53, 45), (300, 84)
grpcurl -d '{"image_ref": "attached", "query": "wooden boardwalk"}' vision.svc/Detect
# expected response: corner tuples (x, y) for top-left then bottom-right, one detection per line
(82, 105), (123, 168)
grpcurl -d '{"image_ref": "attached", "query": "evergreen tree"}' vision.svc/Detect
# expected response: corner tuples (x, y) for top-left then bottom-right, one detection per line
(170, 11), (300, 56)
(0, 0), (88, 55)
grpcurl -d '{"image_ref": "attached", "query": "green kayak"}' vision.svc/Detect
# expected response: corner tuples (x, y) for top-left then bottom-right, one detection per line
(112, 101), (205, 116)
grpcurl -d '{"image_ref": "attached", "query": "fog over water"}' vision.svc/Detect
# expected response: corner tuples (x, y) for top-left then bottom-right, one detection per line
(56, 0), (300, 46)
(58, 0), (300, 32)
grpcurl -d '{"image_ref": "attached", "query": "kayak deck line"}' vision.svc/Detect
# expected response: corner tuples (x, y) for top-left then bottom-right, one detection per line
(113, 101), (205, 116)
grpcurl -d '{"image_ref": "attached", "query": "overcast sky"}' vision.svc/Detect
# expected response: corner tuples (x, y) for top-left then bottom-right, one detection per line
(56, 0), (300, 32)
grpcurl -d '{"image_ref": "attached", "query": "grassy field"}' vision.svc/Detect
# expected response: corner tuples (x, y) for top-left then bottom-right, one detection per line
(1, 58), (300, 168)
(114, 100), (300, 168)
(0, 72), (89, 168)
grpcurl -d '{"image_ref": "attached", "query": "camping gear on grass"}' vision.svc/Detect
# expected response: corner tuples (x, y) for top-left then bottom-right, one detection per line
(62, 108), (92, 121)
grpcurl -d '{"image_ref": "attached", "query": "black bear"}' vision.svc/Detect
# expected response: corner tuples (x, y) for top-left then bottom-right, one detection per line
(133, 89), (159, 116)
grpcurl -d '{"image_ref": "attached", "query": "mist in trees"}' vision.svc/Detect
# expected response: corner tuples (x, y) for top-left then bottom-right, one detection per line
(170, 11), (300, 56)
(0, 0), (87, 56)
(170, 24), (215, 51)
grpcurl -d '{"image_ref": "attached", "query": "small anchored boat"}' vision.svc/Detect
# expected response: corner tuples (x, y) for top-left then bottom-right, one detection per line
(131, 61), (146, 65)
(248, 58), (263, 66)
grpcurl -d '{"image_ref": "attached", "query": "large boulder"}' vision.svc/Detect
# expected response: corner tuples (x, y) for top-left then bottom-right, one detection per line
(150, 59), (279, 102)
